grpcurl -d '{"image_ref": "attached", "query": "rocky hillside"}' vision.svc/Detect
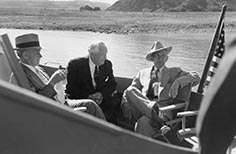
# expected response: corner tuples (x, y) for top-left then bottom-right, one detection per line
(106, 0), (236, 12)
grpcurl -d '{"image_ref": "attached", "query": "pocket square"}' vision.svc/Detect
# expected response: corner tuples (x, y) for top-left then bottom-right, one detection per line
(105, 76), (109, 82)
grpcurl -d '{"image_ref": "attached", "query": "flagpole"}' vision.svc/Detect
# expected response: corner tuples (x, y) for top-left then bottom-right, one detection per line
(197, 5), (227, 94)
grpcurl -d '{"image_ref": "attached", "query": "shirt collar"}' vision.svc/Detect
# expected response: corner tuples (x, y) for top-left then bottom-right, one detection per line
(89, 56), (96, 69)
(158, 66), (164, 73)
(21, 62), (36, 72)
(153, 65), (164, 73)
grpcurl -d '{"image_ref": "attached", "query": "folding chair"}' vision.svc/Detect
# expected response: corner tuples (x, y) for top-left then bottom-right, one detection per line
(176, 92), (203, 147)
(0, 34), (31, 89)
(152, 83), (192, 145)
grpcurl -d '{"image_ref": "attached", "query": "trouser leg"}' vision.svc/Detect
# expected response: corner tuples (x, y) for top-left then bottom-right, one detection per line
(99, 100), (119, 124)
(67, 99), (106, 120)
(123, 86), (155, 120)
(135, 116), (154, 137)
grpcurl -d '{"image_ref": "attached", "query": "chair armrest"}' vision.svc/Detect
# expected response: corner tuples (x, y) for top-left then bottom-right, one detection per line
(177, 110), (198, 129)
(166, 118), (182, 125)
(177, 128), (196, 139)
(73, 106), (87, 112)
(159, 102), (186, 112)
(177, 110), (199, 117)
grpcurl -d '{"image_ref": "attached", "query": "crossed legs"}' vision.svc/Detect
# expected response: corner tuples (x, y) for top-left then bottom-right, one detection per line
(121, 86), (155, 121)
(121, 86), (170, 137)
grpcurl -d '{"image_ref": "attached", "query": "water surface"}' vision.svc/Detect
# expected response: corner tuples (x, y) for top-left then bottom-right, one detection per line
(1, 29), (234, 78)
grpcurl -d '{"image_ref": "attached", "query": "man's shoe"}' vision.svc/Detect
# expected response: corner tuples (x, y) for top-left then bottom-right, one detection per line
(160, 125), (171, 136)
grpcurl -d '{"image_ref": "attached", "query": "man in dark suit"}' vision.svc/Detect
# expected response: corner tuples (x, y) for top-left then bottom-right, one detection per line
(66, 41), (117, 123)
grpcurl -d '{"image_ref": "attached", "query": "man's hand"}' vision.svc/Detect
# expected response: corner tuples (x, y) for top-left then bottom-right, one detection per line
(169, 80), (180, 98)
(88, 92), (103, 105)
(48, 69), (66, 86)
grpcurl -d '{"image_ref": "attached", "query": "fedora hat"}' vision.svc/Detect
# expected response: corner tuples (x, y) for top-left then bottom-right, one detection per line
(146, 41), (172, 61)
(15, 33), (42, 50)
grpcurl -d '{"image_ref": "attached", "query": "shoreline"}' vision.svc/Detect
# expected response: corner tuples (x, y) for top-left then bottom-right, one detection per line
(0, 9), (235, 35)
(1, 24), (235, 35)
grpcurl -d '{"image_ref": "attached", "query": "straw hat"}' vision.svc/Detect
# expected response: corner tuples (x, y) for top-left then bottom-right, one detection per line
(146, 41), (172, 61)
(15, 33), (42, 50)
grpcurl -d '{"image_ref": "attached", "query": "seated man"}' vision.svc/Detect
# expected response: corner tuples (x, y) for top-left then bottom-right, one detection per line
(121, 41), (200, 137)
(66, 41), (118, 124)
(13, 33), (106, 120)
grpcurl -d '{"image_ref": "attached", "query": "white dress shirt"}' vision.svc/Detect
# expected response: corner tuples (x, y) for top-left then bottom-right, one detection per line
(89, 56), (98, 88)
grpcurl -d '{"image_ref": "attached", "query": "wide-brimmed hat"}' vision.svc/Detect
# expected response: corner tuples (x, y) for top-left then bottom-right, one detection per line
(146, 41), (172, 61)
(15, 33), (42, 50)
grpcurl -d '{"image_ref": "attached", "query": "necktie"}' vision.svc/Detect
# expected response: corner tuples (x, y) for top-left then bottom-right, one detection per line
(94, 66), (99, 88)
(146, 68), (159, 100)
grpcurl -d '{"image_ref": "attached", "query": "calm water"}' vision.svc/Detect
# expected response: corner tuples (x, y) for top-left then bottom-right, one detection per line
(0, 29), (235, 78)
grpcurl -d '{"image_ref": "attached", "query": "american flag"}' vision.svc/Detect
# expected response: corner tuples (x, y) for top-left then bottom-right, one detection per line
(204, 23), (225, 87)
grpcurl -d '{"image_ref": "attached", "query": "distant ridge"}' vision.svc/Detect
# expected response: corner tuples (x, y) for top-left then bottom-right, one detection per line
(0, 0), (111, 10)
(106, 0), (236, 12)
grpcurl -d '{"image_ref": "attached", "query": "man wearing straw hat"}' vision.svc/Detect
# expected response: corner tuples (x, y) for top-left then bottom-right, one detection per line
(13, 33), (106, 120)
(121, 41), (200, 138)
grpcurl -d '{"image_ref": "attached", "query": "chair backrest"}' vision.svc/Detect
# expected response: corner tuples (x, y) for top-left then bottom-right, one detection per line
(0, 51), (12, 82)
(0, 34), (30, 89)
(115, 76), (133, 93)
(176, 83), (192, 103)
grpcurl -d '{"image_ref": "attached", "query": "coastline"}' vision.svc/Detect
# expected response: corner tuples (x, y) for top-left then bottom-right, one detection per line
(0, 9), (236, 35)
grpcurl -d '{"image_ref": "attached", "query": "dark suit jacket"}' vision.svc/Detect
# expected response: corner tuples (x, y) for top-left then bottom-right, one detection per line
(66, 57), (117, 102)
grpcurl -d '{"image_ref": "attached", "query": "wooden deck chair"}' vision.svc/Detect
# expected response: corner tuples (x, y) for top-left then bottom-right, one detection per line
(0, 34), (86, 111)
(153, 83), (192, 145)
(176, 95), (202, 148)
(177, 40), (236, 153)
(0, 46), (12, 82)
(0, 34), (31, 89)
(177, 38), (236, 154)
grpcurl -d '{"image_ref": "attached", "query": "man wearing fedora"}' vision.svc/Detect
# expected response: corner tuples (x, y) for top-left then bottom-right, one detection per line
(13, 33), (106, 120)
(121, 41), (200, 138)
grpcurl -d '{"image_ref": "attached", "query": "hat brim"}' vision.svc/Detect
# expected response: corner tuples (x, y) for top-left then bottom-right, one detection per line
(146, 46), (172, 61)
(14, 46), (42, 51)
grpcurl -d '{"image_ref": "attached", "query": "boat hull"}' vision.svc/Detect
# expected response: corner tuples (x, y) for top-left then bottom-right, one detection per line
(0, 80), (196, 154)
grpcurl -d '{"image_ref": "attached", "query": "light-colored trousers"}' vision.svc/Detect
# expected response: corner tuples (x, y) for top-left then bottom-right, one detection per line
(121, 86), (157, 137)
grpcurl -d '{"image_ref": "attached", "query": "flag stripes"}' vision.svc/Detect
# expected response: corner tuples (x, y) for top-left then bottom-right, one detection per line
(204, 23), (225, 87)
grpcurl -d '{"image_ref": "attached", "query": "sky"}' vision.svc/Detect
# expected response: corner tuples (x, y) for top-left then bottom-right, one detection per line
(52, 0), (119, 5)
(89, 0), (118, 5)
